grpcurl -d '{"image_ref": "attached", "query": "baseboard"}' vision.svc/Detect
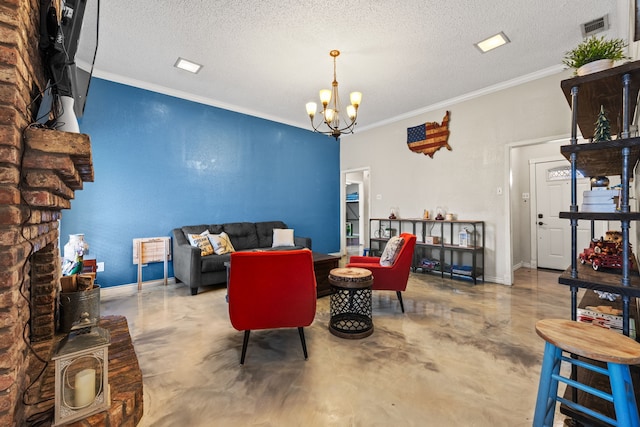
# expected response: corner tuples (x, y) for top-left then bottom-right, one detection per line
(487, 275), (510, 285)
(100, 277), (177, 298)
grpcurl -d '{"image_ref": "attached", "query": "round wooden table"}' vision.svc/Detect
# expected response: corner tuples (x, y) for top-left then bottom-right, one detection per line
(328, 267), (373, 339)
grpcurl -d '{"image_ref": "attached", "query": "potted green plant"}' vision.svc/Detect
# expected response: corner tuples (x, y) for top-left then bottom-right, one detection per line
(562, 36), (629, 76)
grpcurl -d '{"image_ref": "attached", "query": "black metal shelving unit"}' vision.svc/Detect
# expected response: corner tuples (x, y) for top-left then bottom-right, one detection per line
(369, 218), (484, 284)
(557, 60), (640, 426)
(558, 61), (640, 333)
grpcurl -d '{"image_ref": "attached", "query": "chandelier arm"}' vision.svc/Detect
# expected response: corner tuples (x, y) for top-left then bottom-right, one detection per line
(310, 112), (358, 134)
(308, 116), (338, 136)
(311, 116), (358, 134)
(334, 123), (356, 134)
(309, 118), (356, 139)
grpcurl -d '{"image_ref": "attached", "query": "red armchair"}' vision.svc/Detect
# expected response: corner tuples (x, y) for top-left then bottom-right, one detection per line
(228, 249), (317, 364)
(346, 233), (417, 313)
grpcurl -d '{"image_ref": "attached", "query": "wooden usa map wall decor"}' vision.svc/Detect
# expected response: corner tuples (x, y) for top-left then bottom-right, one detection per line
(406, 111), (451, 158)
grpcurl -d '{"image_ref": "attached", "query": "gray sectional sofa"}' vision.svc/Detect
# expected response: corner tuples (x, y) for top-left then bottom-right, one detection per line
(172, 221), (311, 295)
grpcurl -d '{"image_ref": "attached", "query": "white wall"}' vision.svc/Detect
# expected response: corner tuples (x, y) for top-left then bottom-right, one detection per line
(341, 70), (575, 284)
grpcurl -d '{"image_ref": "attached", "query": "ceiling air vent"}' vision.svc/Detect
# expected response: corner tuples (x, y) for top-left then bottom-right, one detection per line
(581, 15), (609, 38)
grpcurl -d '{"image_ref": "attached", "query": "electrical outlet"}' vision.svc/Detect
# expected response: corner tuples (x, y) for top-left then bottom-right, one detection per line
(96, 262), (104, 272)
(522, 192), (530, 200)
(376, 194), (382, 200)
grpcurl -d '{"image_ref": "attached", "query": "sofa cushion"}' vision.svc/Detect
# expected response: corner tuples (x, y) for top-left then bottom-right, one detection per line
(201, 253), (231, 272)
(182, 224), (210, 236)
(255, 221), (287, 248)
(207, 224), (224, 234)
(266, 245), (306, 251)
(222, 222), (259, 250)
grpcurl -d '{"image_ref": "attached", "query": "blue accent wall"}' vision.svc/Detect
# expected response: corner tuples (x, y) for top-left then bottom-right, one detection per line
(61, 78), (340, 288)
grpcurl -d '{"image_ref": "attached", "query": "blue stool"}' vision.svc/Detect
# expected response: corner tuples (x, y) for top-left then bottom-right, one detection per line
(533, 319), (640, 427)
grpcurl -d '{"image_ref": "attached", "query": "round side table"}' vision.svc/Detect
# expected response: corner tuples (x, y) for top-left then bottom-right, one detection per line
(328, 267), (373, 339)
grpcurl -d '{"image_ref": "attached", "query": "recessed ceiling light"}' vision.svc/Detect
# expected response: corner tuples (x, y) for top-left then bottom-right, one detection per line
(174, 57), (202, 73)
(475, 32), (510, 53)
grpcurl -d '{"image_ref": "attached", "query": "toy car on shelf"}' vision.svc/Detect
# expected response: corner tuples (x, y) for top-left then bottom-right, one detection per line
(579, 237), (632, 271)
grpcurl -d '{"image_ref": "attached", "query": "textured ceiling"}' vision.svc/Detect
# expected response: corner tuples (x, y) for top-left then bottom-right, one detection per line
(83, 0), (627, 133)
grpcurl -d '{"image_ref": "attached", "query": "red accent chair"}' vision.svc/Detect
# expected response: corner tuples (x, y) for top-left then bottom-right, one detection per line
(228, 249), (317, 364)
(346, 233), (417, 313)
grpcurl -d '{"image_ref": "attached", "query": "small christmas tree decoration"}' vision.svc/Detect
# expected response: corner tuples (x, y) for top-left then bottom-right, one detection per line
(593, 105), (611, 143)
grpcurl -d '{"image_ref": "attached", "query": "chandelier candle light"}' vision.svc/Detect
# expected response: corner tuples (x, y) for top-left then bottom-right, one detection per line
(305, 50), (362, 140)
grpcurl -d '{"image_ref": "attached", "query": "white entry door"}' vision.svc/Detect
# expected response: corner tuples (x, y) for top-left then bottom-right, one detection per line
(535, 160), (601, 270)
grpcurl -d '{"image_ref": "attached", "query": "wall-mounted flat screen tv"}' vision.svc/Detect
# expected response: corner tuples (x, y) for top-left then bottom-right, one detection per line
(39, 0), (99, 122)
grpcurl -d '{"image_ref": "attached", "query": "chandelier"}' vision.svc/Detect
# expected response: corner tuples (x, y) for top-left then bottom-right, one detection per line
(305, 50), (362, 140)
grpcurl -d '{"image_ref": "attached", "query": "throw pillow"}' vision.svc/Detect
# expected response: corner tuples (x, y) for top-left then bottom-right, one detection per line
(272, 228), (295, 247)
(380, 236), (404, 266)
(187, 233), (214, 256)
(187, 230), (210, 246)
(208, 232), (236, 255)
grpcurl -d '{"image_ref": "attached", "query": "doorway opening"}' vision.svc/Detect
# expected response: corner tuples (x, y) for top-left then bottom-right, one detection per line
(506, 136), (568, 284)
(507, 135), (630, 283)
(341, 168), (370, 256)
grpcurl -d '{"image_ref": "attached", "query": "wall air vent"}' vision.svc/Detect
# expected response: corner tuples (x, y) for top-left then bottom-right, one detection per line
(581, 15), (609, 38)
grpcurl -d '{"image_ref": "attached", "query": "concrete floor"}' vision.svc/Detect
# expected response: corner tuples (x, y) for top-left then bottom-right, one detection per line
(101, 267), (575, 427)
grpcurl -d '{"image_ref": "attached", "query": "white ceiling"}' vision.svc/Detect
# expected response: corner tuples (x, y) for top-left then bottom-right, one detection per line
(85, 0), (628, 133)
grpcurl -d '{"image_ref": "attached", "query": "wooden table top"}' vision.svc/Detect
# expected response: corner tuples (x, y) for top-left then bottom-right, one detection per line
(536, 319), (640, 365)
(328, 267), (373, 289)
(312, 252), (341, 263)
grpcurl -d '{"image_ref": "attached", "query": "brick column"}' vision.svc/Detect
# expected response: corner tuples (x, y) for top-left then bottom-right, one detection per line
(0, 0), (94, 425)
(0, 0), (43, 424)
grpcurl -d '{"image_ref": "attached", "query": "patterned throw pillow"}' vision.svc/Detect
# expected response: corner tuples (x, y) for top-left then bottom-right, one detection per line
(208, 232), (236, 255)
(188, 233), (214, 256)
(379, 236), (404, 266)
